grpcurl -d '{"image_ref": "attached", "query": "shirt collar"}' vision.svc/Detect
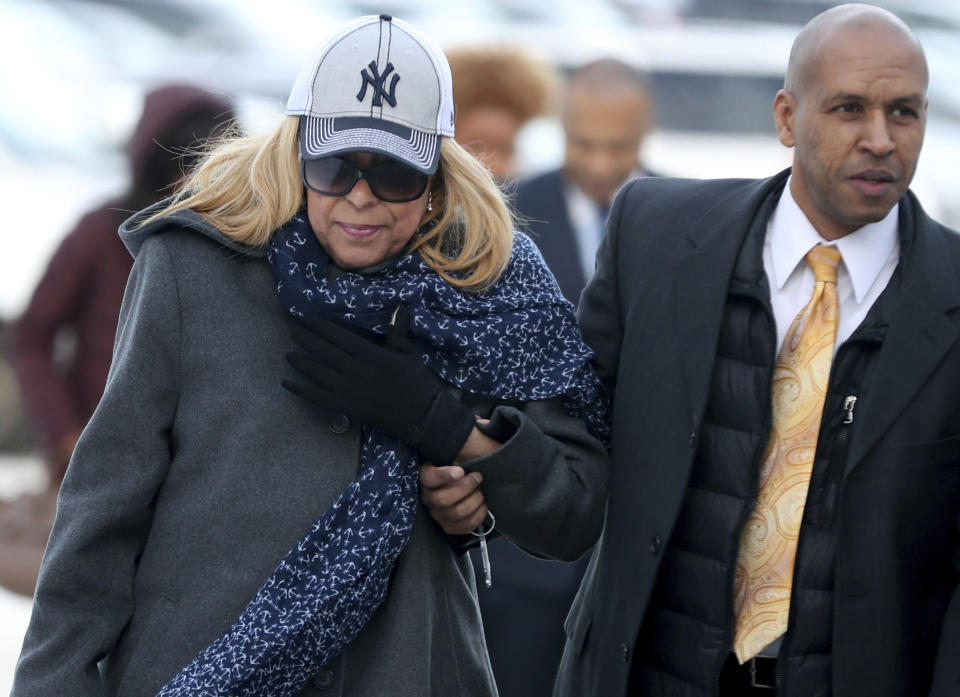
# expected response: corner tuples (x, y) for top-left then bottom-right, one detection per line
(564, 168), (647, 213)
(768, 176), (899, 303)
(565, 179), (603, 223)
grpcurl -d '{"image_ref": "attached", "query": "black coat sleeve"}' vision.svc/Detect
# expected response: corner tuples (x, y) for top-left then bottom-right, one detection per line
(465, 396), (609, 563)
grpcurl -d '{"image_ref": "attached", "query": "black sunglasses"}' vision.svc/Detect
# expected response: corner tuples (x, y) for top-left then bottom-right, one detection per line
(301, 156), (429, 203)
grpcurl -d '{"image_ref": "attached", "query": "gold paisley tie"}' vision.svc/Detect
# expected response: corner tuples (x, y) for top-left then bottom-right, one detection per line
(733, 244), (842, 662)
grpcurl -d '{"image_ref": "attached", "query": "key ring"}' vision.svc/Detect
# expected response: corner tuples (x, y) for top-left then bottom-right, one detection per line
(470, 511), (496, 538)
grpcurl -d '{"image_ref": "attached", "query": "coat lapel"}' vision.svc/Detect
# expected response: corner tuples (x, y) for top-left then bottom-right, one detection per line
(674, 171), (788, 419)
(532, 170), (586, 302)
(844, 194), (960, 476)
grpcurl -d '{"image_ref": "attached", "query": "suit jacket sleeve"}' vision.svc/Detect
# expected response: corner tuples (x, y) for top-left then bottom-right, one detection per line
(11, 236), (180, 696)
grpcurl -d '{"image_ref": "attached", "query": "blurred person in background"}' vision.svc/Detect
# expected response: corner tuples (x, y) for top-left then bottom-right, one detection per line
(447, 44), (557, 185)
(556, 5), (960, 696)
(12, 15), (608, 697)
(0, 320), (30, 453)
(447, 44), (574, 697)
(0, 84), (236, 597)
(516, 58), (656, 304)
(474, 58), (653, 697)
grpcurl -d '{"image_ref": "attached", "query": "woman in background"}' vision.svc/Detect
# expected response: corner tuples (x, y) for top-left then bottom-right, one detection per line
(0, 84), (235, 597)
(448, 43), (557, 184)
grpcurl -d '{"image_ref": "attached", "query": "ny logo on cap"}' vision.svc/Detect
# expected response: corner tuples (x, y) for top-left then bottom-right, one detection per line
(357, 61), (400, 107)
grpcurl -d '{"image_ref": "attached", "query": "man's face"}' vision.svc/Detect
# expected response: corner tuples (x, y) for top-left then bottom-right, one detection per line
(774, 24), (928, 239)
(563, 85), (650, 206)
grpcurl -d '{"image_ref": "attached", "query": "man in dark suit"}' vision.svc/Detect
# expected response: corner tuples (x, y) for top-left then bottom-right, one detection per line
(470, 57), (655, 697)
(556, 5), (960, 697)
(515, 59), (655, 304)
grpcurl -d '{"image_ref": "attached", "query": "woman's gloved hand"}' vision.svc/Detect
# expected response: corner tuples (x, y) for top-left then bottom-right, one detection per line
(283, 306), (477, 466)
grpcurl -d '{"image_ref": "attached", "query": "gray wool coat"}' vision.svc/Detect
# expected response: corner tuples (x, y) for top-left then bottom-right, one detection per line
(11, 207), (609, 697)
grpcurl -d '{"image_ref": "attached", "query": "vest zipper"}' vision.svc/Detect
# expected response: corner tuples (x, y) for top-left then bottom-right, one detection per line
(823, 395), (856, 521)
(842, 395), (857, 424)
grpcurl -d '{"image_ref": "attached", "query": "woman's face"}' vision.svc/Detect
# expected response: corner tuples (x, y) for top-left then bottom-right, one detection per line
(306, 152), (430, 269)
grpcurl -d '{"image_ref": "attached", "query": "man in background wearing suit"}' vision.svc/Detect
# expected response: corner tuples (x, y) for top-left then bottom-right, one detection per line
(515, 58), (655, 305)
(556, 4), (960, 697)
(471, 57), (653, 697)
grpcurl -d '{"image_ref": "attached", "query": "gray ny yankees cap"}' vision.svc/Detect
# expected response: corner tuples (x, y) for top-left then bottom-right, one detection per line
(286, 14), (455, 174)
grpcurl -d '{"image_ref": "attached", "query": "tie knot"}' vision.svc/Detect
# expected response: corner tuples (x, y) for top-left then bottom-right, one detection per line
(805, 244), (841, 284)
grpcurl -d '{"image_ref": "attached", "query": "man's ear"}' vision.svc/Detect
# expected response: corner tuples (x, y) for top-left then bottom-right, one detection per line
(773, 89), (797, 148)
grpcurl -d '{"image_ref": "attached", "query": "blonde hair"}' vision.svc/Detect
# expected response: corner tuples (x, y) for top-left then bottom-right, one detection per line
(142, 116), (513, 291)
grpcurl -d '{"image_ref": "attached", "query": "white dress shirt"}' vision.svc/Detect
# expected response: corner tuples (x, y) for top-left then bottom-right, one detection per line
(763, 177), (900, 355)
(565, 183), (608, 280)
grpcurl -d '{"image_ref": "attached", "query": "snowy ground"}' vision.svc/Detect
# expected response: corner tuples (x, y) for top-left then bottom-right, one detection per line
(0, 453), (47, 695)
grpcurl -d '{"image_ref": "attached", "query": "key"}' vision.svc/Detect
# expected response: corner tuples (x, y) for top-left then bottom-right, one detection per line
(479, 532), (492, 588)
(471, 511), (496, 588)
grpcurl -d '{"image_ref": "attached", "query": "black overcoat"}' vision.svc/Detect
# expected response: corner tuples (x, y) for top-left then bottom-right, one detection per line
(556, 169), (960, 697)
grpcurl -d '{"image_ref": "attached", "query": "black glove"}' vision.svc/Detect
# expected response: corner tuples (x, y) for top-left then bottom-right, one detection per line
(283, 307), (477, 465)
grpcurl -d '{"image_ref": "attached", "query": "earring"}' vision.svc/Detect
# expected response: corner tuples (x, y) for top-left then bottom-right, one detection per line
(427, 191), (433, 212)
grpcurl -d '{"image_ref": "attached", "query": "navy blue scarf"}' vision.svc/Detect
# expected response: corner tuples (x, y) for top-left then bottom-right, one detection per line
(157, 213), (608, 697)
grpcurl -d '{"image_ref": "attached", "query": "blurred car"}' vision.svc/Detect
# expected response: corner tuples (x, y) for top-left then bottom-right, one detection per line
(2, 0), (960, 323)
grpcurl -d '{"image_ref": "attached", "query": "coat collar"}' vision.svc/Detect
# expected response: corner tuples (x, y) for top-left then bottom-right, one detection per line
(843, 191), (960, 475)
(674, 169), (789, 422)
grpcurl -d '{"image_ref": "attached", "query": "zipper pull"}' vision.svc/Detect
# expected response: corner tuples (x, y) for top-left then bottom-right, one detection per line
(842, 395), (857, 424)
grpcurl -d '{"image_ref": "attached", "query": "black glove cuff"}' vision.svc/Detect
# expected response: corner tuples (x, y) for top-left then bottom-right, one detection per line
(405, 389), (476, 466)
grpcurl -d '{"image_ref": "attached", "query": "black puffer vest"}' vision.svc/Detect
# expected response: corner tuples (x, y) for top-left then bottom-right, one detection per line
(627, 190), (895, 697)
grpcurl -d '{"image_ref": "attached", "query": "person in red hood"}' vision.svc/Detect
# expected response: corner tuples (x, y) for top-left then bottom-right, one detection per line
(0, 84), (235, 596)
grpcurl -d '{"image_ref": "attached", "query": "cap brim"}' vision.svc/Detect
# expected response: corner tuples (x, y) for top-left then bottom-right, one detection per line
(299, 116), (441, 175)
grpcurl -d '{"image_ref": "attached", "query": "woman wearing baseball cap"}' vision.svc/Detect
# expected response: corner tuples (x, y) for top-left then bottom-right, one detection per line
(12, 15), (609, 697)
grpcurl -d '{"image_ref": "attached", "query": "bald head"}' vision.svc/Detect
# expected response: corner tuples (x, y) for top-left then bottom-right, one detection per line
(567, 59), (649, 97)
(772, 3), (930, 240)
(562, 59), (653, 205)
(785, 4), (928, 97)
